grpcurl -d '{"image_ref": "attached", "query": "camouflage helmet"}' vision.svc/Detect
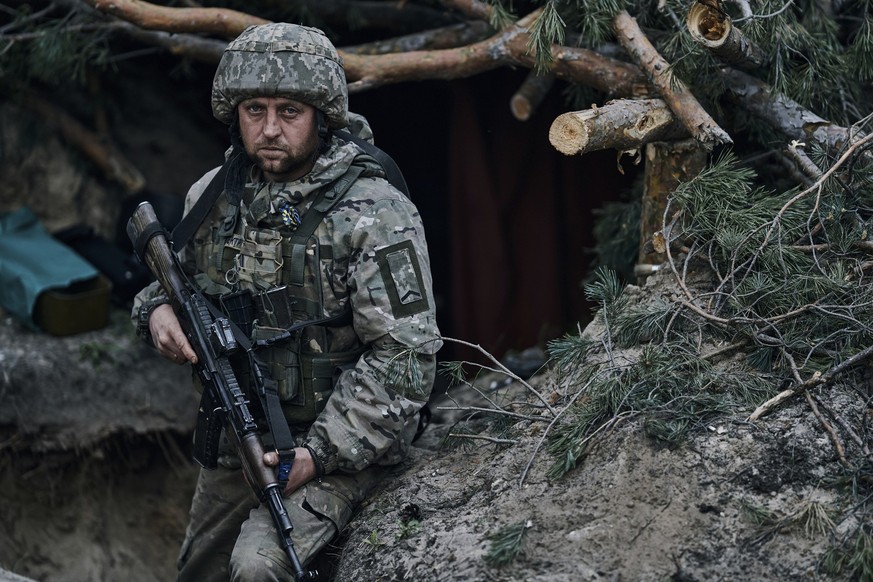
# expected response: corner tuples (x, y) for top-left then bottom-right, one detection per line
(212, 23), (348, 128)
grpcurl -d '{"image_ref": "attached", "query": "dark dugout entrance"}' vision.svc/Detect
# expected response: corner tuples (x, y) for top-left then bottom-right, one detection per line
(351, 68), (637, 362)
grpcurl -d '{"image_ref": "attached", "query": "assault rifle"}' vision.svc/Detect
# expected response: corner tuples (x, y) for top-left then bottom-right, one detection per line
(127, 201), (317, 581)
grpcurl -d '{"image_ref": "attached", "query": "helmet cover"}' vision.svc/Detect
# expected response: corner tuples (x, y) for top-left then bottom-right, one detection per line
(212, 23), (348, 128)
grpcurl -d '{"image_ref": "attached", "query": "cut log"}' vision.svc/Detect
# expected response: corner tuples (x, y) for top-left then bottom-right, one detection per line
(510, 72), (555, 121)
(686, 2), (764, 70)
(613, 10), (732, 150)
(549, 98), (689, 156)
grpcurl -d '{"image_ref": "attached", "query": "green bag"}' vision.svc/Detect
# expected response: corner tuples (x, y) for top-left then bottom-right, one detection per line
(0, 207), (103, 332)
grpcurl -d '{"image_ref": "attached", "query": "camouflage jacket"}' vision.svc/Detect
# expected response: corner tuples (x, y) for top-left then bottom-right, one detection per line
(132, 117), (441, 475)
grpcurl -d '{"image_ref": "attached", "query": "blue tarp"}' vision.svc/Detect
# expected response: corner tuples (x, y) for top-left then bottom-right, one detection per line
(0, 207), (98, 329)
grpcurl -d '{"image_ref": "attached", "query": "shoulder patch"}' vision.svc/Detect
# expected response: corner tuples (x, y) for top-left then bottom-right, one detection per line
(375, 240), (429, 318)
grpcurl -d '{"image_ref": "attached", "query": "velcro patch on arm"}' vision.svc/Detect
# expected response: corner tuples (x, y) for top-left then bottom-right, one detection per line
(376, 240), (429, 318)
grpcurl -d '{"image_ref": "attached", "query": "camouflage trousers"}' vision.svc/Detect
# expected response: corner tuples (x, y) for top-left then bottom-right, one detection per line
(176, 450), (386, 582)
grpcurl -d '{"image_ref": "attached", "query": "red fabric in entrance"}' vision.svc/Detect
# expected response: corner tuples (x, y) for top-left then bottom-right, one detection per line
(447, 72), (632, 360)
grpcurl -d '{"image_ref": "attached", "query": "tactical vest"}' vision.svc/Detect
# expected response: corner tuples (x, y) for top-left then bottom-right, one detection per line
(190, 164), (367, 425)
(173, 128), (410, 426)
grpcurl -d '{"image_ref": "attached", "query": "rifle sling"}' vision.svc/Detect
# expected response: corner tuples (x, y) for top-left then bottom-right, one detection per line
(199, 296), (297, 483)
(171, 164), (229, 252)
(132, 222), (170, 266)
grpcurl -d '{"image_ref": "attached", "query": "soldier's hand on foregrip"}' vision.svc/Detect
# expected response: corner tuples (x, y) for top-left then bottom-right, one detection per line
(149, 303), (199, 365)
(264, 447), (316, 496)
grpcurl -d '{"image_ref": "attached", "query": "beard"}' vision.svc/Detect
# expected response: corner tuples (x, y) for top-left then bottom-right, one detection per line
(245, 135), (319, 182)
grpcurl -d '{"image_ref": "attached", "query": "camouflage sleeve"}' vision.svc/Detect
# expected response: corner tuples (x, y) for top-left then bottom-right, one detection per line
(304, 194), (442, 475)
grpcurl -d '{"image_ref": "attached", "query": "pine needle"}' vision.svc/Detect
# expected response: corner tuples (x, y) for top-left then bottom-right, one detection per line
(526, 1), (565, 72)
(484, 519), (532, 567)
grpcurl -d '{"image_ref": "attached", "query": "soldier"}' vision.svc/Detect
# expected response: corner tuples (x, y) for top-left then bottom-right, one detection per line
(131, 23), (441, 581)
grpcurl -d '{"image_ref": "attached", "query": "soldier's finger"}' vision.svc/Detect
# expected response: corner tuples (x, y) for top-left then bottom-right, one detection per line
(173, 333), (198, 364)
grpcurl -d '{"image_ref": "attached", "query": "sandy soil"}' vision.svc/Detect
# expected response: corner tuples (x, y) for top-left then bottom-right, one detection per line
(331, 377), (861, 582)
(0, 310), (199, 582)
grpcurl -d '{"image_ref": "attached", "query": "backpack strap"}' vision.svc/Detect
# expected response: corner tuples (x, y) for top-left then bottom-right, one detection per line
(285, 165), (364, 287)
(334, 130), (410, 197)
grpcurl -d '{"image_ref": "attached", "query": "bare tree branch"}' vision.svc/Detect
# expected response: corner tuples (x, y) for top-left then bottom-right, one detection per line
(84, 0), (268, 39)
(344, 9), (648, 94)
(438, 0), (494, 22)
(74, 1), (647, 96)
(116, 21), (226, 63)
(344, 21), (492, 55)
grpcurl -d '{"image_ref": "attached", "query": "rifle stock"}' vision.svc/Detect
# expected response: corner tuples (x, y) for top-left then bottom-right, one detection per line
(127, 201), (316, 581)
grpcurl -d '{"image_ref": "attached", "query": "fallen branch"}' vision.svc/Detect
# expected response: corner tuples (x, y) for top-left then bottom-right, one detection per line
(783, 141), (823, 181)
(805, 391), (850, 468)
(114, 18), (491, 64)
(439, 0), (495, 22)
(442, 336), (558, 416)
(447, 433), (518, 445)
(723, 68), (867, 155)
(77, 1), (648, 96)
(21, 89), (145, 193)
(748, 341), (873, 420)
(87, 0), (460, 38)
(436, 405), (549, 423)
(788, 240), (873, 254)
(116, 22), (226, 63)
(344, 21), (492, 55)
(517, 374), (599, 487)
(613, 10), (732, 150)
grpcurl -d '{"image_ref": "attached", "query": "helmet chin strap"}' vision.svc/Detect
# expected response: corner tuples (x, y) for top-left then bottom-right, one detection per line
(229, 112), (245, 152)
(316, 110), (331, 155)
(223, 111), (250, 214)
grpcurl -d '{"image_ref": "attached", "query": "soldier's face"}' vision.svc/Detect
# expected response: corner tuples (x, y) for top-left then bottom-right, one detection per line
(238, 97), (320, 182)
